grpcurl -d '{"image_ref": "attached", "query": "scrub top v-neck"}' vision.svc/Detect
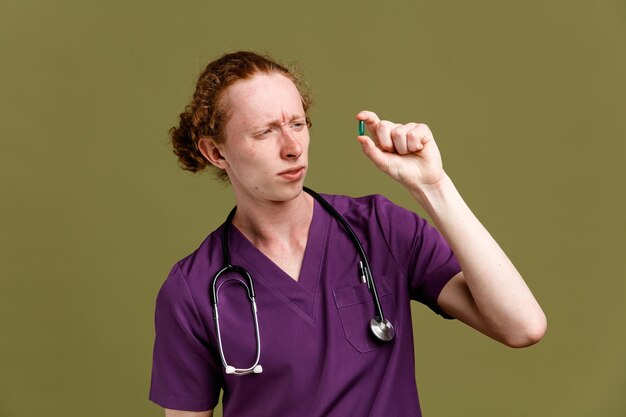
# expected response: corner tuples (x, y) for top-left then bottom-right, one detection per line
(150, 193), (462, 417)
(227, 197), (328, 321)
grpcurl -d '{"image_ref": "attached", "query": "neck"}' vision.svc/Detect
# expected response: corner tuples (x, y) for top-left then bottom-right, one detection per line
(231, 189), (314, 246)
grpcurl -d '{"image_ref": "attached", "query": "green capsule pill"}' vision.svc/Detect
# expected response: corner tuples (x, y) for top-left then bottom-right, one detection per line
(358, 120), (365, 136)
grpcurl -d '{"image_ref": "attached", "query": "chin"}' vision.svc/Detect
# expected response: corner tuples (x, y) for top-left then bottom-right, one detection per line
(269, 182), (305, 202)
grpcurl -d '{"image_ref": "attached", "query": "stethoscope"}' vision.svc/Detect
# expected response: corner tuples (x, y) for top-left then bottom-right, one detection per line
(210, 187), (395, 376)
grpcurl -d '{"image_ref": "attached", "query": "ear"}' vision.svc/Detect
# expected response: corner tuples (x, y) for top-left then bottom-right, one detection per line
(198, 138), (229, 170)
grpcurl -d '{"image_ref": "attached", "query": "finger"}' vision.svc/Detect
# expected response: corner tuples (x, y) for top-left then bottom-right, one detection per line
(390, 124), (409, 155)
(375, 120), (395, 151)
(357, 134), (388, 172)
(356, 110), (381, 135)
(357, 110), (393, 151)
(409, 124), (435, 152)
(406, 125), (425, 153)
(391, 123), (418, 155)
(356, 110), (380, 125)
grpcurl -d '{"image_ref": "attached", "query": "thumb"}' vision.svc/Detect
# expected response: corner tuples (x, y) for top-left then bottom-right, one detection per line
(357, 135), (388, 171)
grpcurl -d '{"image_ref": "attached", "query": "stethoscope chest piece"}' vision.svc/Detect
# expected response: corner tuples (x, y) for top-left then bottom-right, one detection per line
(370, 317), (396, 342)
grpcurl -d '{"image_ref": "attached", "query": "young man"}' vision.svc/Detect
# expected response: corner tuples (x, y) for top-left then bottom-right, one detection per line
(149, 51), (546, 417)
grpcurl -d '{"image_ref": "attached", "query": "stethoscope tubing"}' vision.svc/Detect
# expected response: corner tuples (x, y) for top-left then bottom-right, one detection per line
(211, 207), (263, 375)
(212, 265), (263, 375)
(302, 187), (387, 323)
(210, 187), (394, 376)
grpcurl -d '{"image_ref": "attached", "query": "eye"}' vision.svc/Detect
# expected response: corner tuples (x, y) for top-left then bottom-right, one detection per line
(255, 128), (275, 138)
(290, 121), (306, 130)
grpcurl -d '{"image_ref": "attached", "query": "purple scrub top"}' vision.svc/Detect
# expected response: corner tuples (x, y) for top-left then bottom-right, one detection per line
(149, 193), (461, 416)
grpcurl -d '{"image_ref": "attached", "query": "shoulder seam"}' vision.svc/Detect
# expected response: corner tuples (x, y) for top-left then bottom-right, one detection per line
(173, 262), (212, 341)
(372, 195), (420, 286)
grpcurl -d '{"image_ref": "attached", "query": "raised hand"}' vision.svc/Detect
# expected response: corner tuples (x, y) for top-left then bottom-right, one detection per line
(356, 110), (446, 192)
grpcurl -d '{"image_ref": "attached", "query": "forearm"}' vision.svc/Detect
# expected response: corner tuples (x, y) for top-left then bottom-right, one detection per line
(354, 111), (545, 344)
(409, 174), (546, 344)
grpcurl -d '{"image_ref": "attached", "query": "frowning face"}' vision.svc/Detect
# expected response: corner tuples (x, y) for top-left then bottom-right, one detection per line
(202, 72), (310, 207)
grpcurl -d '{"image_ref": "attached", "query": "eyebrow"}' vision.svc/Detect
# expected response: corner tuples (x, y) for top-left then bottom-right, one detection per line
(250, 114), (306, 130)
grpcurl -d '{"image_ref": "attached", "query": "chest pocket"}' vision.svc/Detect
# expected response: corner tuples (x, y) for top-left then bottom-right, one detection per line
(333, 275), (398, 353)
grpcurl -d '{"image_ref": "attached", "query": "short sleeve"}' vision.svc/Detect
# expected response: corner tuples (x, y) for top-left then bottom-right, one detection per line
(149, 263), (222, 411)
(373, 195), (461, 318)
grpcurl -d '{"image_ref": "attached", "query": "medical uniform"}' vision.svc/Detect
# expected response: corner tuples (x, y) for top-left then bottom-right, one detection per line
(149, 193), (461, 416)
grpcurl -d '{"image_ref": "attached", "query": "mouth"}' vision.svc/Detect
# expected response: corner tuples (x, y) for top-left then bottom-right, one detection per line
(277, 166), (306, 180)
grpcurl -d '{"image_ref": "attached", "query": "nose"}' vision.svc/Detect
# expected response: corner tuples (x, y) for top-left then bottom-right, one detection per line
(280, 126), (303, 160)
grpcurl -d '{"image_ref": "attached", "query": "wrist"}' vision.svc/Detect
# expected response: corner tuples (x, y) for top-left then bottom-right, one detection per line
(408, 173), (474, 238)
(408, 173), (455, 207)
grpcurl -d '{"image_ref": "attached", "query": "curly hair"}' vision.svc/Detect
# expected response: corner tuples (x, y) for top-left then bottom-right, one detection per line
(170, 51), (313, 182)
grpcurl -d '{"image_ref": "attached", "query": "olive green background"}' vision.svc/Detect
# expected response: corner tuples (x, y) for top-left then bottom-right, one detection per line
(1, 0), (625, 416)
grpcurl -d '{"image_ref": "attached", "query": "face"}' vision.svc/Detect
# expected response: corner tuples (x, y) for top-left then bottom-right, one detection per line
(204, 73), (310, 206)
